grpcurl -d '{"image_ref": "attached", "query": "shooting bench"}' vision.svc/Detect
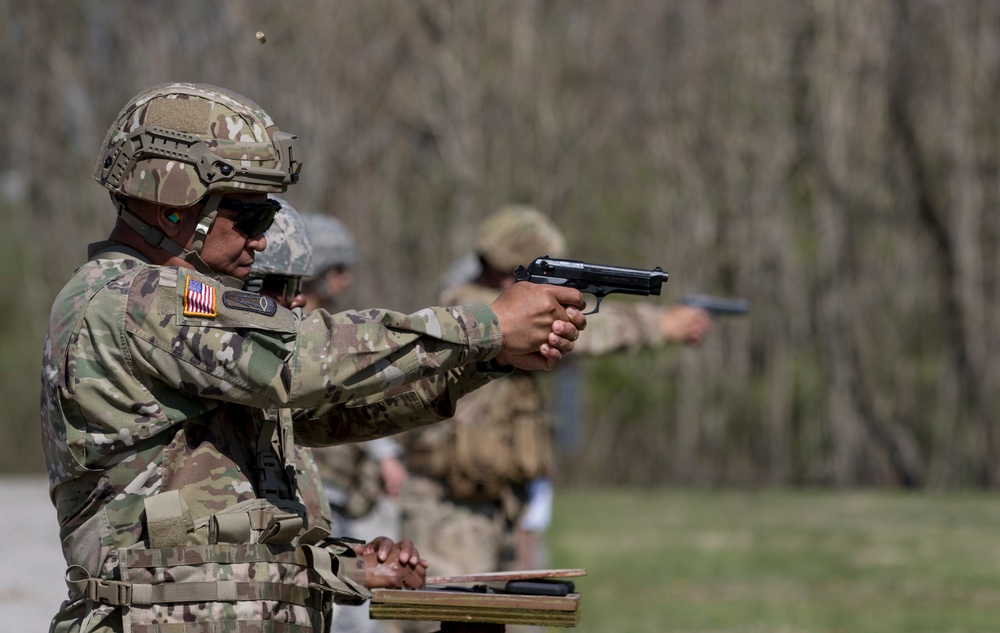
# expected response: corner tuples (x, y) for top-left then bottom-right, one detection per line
(370, 569), (585, 632)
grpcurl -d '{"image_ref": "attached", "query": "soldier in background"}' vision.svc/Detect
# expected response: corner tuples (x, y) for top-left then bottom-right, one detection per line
(300, 214), (356, 314)
(400, 205), (711, 581)
(301, 212), (409, 633)
(40, 84), (587, 633)
(244, 196), (315, 312)
(243, 197), (332, 541)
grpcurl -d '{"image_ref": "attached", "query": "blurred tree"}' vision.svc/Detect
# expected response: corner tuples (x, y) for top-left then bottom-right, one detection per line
(3, 0), (999, 487)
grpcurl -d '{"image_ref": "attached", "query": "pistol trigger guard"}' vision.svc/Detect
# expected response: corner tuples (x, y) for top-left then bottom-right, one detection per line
(582, 294), (603, 315)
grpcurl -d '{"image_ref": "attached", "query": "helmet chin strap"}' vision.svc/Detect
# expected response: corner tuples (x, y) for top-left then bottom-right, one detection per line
(113, 193), (245, 289)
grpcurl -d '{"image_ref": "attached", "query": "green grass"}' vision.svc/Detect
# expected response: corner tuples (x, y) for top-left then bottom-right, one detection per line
(546, 488), (1000, 633)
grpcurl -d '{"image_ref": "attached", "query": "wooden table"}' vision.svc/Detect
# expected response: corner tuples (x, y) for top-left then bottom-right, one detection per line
(369, 569), (585, 632)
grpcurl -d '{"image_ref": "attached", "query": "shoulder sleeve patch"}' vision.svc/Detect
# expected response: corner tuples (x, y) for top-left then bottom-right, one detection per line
(222, 290), (278, 317)
(183, 275), (217, 318)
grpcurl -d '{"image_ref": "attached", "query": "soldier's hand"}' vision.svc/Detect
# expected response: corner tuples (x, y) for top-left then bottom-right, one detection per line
(490, 283), (586, 370)
(661, 305), (711, 346)
(379, 456), (408, 497)
(356, 536), (428, 589)
(497, 314), (585, 371)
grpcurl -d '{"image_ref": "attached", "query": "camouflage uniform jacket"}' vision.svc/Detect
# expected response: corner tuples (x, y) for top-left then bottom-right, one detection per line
(40, 243), (505, 633)
(403, 282), (667, 503)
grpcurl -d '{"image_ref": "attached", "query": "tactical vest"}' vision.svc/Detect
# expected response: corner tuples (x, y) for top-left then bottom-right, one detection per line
(405, 372), (553, 502)
(57, 406), (370, 633)
(312, 444), (383, 521)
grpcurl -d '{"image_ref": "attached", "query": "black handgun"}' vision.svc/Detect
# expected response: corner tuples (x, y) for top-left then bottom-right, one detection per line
(513, 256), (668, 314)
(504, 580), (575, 596)
(681, 294), (750, 316)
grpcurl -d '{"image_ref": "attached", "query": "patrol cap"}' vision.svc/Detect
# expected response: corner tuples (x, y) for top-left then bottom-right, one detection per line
(475, 205), (566, 274)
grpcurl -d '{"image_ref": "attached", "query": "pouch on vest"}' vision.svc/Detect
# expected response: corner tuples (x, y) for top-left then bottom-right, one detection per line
(64, 494), (369, 633)
(442, 375), (554, 501)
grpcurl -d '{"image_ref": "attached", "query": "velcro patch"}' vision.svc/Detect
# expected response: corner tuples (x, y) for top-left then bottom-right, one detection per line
(145, 96), (211, 135)
(222, 291), (278, 317)
(183, 276), (217, 318)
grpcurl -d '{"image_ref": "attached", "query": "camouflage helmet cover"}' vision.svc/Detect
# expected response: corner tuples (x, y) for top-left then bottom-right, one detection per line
(249, 196), (314, 279)
(476, 205), (566, 274)
(94, 82), (301, 208)
(302, 213), (356, 274)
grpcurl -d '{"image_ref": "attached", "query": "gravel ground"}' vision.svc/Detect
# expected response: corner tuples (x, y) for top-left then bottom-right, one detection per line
(0, 476), (67, 632)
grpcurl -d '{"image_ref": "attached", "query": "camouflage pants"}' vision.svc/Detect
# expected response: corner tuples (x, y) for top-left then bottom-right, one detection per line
(398, 476), (509, 633)
(398, 476), (517, 579)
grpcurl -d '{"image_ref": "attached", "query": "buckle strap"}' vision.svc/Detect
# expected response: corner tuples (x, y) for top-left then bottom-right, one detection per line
(254, 409), (290, 499)
(257, 453), (285, 496)
(65, 565), (323, 608)
(66, 566), (132, 606)
(137, 581), (238, 605)
(301, 544), (371, 606)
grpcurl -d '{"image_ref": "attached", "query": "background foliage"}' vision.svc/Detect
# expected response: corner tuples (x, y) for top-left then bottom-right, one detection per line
(3, 1), (999, 487)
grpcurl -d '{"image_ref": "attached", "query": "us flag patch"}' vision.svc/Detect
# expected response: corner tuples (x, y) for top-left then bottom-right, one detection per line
(183, 276), (217, 318)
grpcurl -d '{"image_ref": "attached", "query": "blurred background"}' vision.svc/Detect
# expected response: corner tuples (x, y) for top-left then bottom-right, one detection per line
(3, 0), (1000, 492)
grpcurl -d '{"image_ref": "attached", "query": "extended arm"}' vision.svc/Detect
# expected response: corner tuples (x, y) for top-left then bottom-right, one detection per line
(293, 363), (505, 446)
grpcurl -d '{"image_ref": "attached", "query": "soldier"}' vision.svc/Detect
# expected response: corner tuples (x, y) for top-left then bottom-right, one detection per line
(244, 196), (315, 311)
(243, 196), (333, 537)
(300, 213), (356, 314)
(40, 84), (586, 633)
(299, 213), (408, 633)
(400, 205), (710, 581)
(250, 201), (416, 633)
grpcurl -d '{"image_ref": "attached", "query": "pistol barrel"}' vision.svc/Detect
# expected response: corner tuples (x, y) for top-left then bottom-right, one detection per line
(680, 294), (750, 316)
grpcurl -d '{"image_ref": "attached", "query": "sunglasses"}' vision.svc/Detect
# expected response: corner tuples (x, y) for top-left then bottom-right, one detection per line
(217, 197), (282, 237)
(260, 275), (304, 306)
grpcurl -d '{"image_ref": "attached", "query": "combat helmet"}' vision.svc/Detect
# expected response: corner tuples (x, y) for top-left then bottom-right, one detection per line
(245, 196), (313, 305)
(95, 82), (302, 286)
(476, 205), (566, 274)
(301, 213), (356, 274)
(248, 196), (314, 278)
